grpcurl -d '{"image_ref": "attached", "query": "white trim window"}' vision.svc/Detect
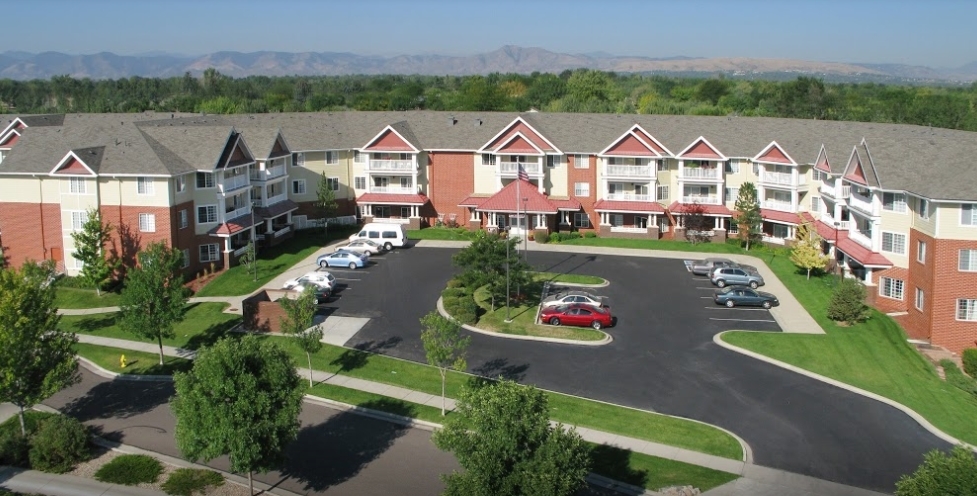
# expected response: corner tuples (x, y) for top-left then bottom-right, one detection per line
(354, 177), (366, 190)
(574, 182), (590, 197)
(138, 213), (156, 233)
(882, 192), (906, 213)
(327, 177), (340, 191)
(657, 184), (669, 201)
(657, 160), (668, 172)
(354, 151), (366, 163)
(725, 187), (739, 203)
(325, 151), (338, 165)
(962, 203), (977, 226)
(199, 244), (220, 263)
(881, 232), (906, 255)
(917, 198), (930, 220)
(175, 175), (187, 193)
(196, 172), (215, 189)
(811, 196), (821, 214)
(917, 240), (925, 263)
(197, 205), (218, 224)
(137, 177), (154, 195)
(179, 209), (188, 229)
(293, 152), (305, 166)
(573, 212), (591, 229)
(879, 277), (904, 300)
(292, 179), (306, 195)
(960, 249), (977, 272)
(181, 249), (190, 269)
(724, 161), (739, 173)
(915, 287), (924, 311)
(958, 299), (977, 321)
(546, 155), (561, 168)
(481, 154), (496, 166)
(68, 177), (86, 194)
(574, 154), (589, 169)
(70, 211), (88, 231)
(609, 214), (624, 227)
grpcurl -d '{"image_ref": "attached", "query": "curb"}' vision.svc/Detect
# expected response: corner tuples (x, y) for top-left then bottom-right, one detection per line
(76, 356), (174, 382)
(302, 394), (444, 432)
(436, 296), (612, 346)
(546, 279), (610, 289)
(715, 331), (977, 452)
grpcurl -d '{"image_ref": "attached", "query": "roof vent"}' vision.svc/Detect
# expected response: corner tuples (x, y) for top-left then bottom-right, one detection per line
(448, 116), (456, 126)
(475, 118), (482, 127)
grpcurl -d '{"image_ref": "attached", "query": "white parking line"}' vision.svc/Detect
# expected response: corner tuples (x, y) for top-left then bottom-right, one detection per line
(696, 287), (717, 290)
(334, 278), (361, 281)
(709, 318), (777, 323)
(704, 307), (770, 311)
(700, 296), (713, 299)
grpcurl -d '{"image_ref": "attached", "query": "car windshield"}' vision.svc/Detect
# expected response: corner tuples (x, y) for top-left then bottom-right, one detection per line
(552, 304), (570, 312)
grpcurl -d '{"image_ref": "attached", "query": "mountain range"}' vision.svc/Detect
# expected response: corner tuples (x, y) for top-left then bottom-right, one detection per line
(1, 45), (974, 83)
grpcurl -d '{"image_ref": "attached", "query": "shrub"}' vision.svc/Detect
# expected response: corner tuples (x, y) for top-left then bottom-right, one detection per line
(583, 231), (597, 238)
(566, 232), (582, 240)
(895, 445), (977, 495)
(441, 287), (468, 300)
(0, 411), (57, 438)
(535, 232), (550, 244)
(941, 360), (977, 398)
(0, 430), (30, 468)
(28, 415), (90, 473)
(446, 278), (464, 289)
(445, 294), (478, 325)
(94, 454), (163, 485)
(162, 468), (225, 496)
(826, 278), (870, 325)
(963, 348), (977, 378)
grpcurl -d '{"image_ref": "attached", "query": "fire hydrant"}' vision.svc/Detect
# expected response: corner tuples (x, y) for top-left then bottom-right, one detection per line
(120, 354), (127, 369)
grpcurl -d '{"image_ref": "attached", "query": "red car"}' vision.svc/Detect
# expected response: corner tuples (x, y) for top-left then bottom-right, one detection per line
(540, 303), (613, 330)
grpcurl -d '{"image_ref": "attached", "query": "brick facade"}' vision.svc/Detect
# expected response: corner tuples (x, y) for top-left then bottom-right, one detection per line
(428, 151), (475, 227)
(568, 154), (597, 231)
(903, 231), (935, 341)
(928, 238), (977, 353)
(0, 202), (62, 269)
(868, 266), (910, 315)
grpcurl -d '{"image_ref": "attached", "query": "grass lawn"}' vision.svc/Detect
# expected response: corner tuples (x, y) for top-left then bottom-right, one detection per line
(407, 227), (474, 241)
(590, 443), (738, 492)
(75, 343), (192, 375)
(55, 287), (123, 309)
(307, 382), (449, 423)
(194, 227), (357, 297)
(60, 302), (240, 350)
(472, 286), (605, 341)
(556, 237), (742, 254)
(534, 271), (605, 285)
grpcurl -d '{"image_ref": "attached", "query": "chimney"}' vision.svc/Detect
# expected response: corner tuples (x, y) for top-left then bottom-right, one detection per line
(448, 116), (456, 126)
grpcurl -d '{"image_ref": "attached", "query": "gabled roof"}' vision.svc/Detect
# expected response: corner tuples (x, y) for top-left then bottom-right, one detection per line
(495, 132), (545, 155)
(0, 129), (20, 148)
(479, 116), (560, 154)
(753, 141), (797, 165)
(0, 114), (64, 139)
(814, 145), (831, 173)
(759, 209), (800, 225)
(598, 125), (669, 157)
(476, 179), (558, 213)
(138, 124), (237, 172)
(362, 122), (420, 152)
(549, 197), (582, 211)
(677, 136), (726, 160)
(237, 126), (289, 160)
(50, 148), (103, 176)
(842, 144), (882, 188)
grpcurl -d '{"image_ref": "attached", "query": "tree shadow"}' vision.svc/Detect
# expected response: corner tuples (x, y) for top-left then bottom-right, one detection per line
(330, 349), (368, 374)
(473, 358), (530, 381)
(588, 444), (648, 489)
(72, 314), (118, 333)
(110, 222), (142, 280)
(59, 378), (174, 426)
(277, 400), (412, 491)
(180, 317), (241, 351)
(539, 254), (598, 278)
(352, 337), (402, 354)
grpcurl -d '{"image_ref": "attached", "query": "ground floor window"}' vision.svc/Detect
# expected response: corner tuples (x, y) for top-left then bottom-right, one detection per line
(728, 220), (738, 234)
(401, 207), (412, 218)
(772, 224), (789, 239)
(573, 213), (591, 229)
(609, 214), (623, 227)
(635, 216), (648, 228)
(915, 287), (924, 311)
(199, 244), (219, 263)
(181, 249), (190, 269)
(879, 276), (904, 300)
(958, 299), (977, 321)
(373, 206), (391, 218)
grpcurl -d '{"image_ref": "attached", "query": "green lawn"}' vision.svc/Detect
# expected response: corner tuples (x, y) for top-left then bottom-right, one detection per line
(472, 286), (605, 341)
(194, 228), (357, 297)
(60, 303), (240, 350)
(556, 237), (742, 253)
(590, 443), (738, 492)
(407, 227), (474, 241)
(55, 287), (123, 309)
(307, 382), (449, 423)
(75, 343), (192, 375)
(534, 271), (606, 285)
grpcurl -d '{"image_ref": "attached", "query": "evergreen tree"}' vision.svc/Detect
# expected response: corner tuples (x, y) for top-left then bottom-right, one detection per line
(70, 207), (118, 295)
(827, 278), (870, 325)
(790, 222), (829, 279)
(735, 183), (763, 250)
(453, 231), (530, 310)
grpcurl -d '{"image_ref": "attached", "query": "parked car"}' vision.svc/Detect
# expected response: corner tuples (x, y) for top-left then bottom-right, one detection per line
(282, 271), (336, 290)
(334, 238), (384, 255)
(710, 267), (765, 288)
(540, 303), (614, 330)
(691, 257), (757, 276)
(316, 250), (369, 269)
(713, 286), (779, 309)
(541, 291), (605, 309)
(349, 222), (407, 250)
(292, 282), (331, 305)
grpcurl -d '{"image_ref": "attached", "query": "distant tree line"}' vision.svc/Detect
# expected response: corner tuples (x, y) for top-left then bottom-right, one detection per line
(2, 68), (977, 131)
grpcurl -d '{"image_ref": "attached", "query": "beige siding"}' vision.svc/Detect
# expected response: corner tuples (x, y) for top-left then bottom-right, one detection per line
(173, 173), (193, 205)
(722, 159), (751, 206)
(880, 209), (912, 268)
(104, 177), (172, 207)
(910, 196), (937, 237)
(936, 203), (977, 240)
(0, 176), (56, 202)
(545, 156), (568, 197)
(417, 151), (429, 195)
(473, 156), (497, 195)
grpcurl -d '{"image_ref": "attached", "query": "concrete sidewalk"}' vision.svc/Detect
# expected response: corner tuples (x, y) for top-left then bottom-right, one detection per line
(0, 466), (165, 496)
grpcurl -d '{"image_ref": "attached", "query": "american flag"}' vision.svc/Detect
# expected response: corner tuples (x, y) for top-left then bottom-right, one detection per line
(517, 163), (530, 182)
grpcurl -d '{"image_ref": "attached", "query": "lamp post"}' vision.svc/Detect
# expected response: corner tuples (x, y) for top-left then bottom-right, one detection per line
(833, 221), (841, 282)
(522, 197), (529, 265)
(504, 225), (512, 323)
(251, 202), (259, 282)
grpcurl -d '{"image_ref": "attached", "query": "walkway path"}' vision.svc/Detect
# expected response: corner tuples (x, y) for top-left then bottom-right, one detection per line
(0, 466), (166, 496)
(72, 334), (885, 496)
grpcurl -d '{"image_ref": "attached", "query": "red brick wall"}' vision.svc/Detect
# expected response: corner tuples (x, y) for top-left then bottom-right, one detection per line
(568, 155), (597, 231)
(903, 230), (935, 341)
(930, 237), (977, 353)
(0, 202), (63, 269)
(428, 152), (475, 227)
(869, 266), (909, 314)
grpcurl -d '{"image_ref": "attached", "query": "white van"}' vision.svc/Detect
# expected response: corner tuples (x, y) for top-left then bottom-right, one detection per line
(349, 223), (408, 250)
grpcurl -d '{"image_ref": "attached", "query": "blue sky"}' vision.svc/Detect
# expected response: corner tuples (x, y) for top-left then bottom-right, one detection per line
(7, 0), (975, 67)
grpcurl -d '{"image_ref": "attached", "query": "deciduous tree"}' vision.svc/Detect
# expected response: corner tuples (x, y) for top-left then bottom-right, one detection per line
(683, 202), (713, 244)
(316, 171), (338, 233)
(419, 310), (470, 416)
(790, 222), (829, 279)
(452, 231), (530, 309)
(119, 242), (190, 365)
(173, 336), (302, 496)
(735, 183), (763, 250)
(433, 379), (590, 496)
(279, 289), (323, 387)
(70, 207), (118, 296)
(0, 261), (78, 436)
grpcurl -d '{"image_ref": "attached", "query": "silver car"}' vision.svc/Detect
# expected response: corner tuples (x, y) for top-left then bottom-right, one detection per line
(541, 291), (605, 308)
(691, 257), (757, 276)
(710, 267), (764, 289)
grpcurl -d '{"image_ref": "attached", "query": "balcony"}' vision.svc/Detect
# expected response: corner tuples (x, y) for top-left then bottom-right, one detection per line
(820, 183), (850, 199)
(220, 174), (250, 193)
(682, 195), (721, 205)
(251, 164), (286, 181)
(849, 230), (873, 250)
(679, 167), (721, 181)
(224, 205), (250, 222)
(761, 171), (804, 187)
(499, 162), (541, 176)
(762, 199), (795, 212)
(820, 213), (850, 231)
(605, 165), (652, 178)
(848, 191), (877, 216)
(371, 217), (411, 224)
(370, 186), (417, 194)
(368, 160), (414, 172)
(254, 192), (287, 207)
(605, 193), (652, 202)
(610, 226), (648, 234)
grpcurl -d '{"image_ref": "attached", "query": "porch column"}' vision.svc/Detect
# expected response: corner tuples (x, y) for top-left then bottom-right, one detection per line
(470, 208), (478, 221)
(223, 237), (232, 252)
(791, 189), (799, 210)
(714, 217), (721, 229)
(863, 267), (874, 284)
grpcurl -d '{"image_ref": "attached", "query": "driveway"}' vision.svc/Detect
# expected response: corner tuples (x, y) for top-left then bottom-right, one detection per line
(336, 246), (947, 493)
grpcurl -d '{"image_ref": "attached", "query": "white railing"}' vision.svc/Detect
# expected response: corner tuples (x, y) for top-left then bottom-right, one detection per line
(682, 195), (720, 205)
(273, 225), (292, 238)
(605, 165), (652, 177)
(255, 192), (288, 207)
(761, 171), (796, 186)
(762, 199), (795, 212)
(679, 168), (720, 180)
(266, 164), (287, 179)
(605, 193), (652, 202)
(224, 206), (250, 221)
(761, 235), (788, 245)
(221, 174), (250, 192)
(849, 192), (877, 216)
(368, 160), (414, 171)
(820, 213), (850, 231)
(370, 186), (417, 194)
(824, 183), (852, 199)
(610, 226), (648, 233)
(371, 217), (410, 224)
(849, 230), (873, 250)
(820, 183), (836, 197)
(499, 162), (541, 175)
(839, 185), (851, 198)
(233, 245), (250, 257)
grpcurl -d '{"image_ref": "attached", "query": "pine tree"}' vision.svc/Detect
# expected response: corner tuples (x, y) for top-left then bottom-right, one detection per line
(70, 207), (118, 296)
(734, 183), (763, 250)
(790, 222), (829, 279)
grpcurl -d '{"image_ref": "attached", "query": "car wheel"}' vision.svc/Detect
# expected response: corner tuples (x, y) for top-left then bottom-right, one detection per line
(319, 261), (328, 268)
(725, 300), (735, 308)
(348, 262), (357, 270)
(716, 279), (726, 288)
(384, 242), (393, 251)
(591, 320), (602, 330)
(762, 301), (772, 309)
(749, 281), (759, 289)
(550, 317), (561, 326)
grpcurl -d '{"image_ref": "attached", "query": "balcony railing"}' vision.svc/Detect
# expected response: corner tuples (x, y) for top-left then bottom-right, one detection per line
(251, 164), (286, 181)
(679, 167), (721, 180)
(761, 235), (789, 245)
(820, 213), (850, 231)
(370, 186), (417, 194)
(610, 226), (648, 233)
(849, 192), (877, 216)
(273, 225), (292, 238)
(605, 193), (652, 202)
(823, 183), (851, 199)
(682, 195), (720, 205)
(371, 217), (411, 224)
(499, 162), (541, 175)
(221, 174), (250, 193)
(233, 245), (251, 257)
(368, 160), (414, 172)
(762, 199), (795, 212)
(254, 192), (287, 207)
(224, 206), (250, 222)
(849, 230), (873, 250)
(761, 170), (802, 187)
(605, 165), (652, 177)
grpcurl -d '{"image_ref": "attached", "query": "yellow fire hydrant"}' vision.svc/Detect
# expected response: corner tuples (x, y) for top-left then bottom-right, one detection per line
(120, 354), (127, 369)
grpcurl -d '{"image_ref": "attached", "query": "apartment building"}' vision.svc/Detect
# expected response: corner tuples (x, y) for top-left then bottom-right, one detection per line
(1, 110), (976, 353)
